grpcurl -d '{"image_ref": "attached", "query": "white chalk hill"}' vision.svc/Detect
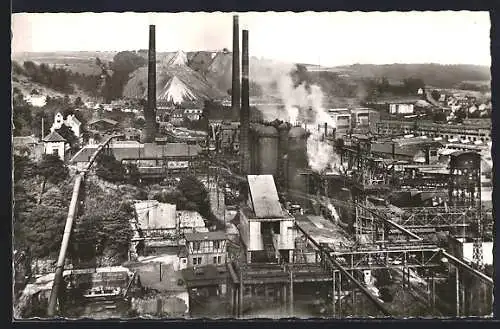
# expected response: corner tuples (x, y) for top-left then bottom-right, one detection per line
(158, 75), (197, 104)
(167, 50), (188, 66)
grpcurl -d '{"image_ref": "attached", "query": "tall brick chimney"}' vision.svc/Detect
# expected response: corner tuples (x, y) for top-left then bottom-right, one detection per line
(232, 15), (240, 113)
(240, 29), (250, 174)
(144, 24), (156, 143)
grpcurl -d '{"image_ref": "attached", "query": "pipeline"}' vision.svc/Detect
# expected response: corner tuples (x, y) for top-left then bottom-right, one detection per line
(46, 173), (84, 316)
(46, 135), (123, 316)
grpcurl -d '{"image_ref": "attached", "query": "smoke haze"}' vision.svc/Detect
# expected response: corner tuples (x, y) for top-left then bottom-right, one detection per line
(252, 65), (341, 173)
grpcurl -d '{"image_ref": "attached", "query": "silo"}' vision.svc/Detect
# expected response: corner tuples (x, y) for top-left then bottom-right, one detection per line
(256, 125), (279, 176)
(287, 126), (309, 194)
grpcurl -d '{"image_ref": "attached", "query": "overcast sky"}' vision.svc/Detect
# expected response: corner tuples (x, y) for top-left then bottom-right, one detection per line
(11, 11), (490, 66)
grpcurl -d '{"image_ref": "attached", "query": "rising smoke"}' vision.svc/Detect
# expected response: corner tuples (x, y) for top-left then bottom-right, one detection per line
(252, 64), (341, 173)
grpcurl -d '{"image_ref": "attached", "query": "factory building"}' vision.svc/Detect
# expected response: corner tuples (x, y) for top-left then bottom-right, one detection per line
(182, 231), (227, 267)
(327, 108), (380, 136)
(236, 175), (295, 264)
(377, 120), (491, 144)
(70, 142), (202, 177)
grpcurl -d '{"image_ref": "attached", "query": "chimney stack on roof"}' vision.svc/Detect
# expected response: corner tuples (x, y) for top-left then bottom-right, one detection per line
(144, 24), (157, 143)
(240, 29), (250, 174)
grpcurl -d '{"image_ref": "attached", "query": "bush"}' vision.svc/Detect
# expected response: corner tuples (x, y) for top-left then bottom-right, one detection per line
(13, 155), (37, 181)
(95, 153), (125, 182)
(36, 154), (68, 184)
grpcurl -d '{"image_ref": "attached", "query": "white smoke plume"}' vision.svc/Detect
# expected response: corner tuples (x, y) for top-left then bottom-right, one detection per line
(252, 64), (341, 173)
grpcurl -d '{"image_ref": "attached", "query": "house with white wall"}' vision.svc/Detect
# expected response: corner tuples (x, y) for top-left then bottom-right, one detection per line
(42, 131), (67, 160)
(50, 112), (82, 138)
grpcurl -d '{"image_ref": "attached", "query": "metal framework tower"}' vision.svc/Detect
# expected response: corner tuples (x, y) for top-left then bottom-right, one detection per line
(448, 152), (483, 269)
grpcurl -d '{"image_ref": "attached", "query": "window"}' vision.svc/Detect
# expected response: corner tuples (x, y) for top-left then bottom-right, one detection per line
(52, 148), (59, 156)
(193, 257), (202, 265)
(193, 242), (200, 251)
(213, 256), (217, 264)
(214, 240), (221, 250)
(217, 256), (222, 264)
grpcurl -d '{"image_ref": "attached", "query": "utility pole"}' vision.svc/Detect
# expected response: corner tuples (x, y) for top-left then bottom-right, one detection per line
(41, 117), (44, 140)
(289, 270), (294, 316)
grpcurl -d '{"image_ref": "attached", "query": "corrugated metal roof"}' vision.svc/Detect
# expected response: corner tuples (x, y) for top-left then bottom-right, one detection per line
(184, 231), (226, 241)
(247, 175), (283, 218)
(70, 142), (201, 163)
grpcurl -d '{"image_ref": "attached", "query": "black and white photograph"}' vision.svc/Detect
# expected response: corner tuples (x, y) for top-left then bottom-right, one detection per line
(11, 11), (493, 319)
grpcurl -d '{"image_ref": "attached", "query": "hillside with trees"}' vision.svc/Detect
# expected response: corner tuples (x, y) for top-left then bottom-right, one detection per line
(336, 63), (490, 89)
(12, 51), (490, 107)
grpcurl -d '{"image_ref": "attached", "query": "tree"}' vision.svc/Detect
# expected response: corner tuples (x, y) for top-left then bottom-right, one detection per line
(124, 162), (140, 185)
(12, 100), (33, 137)
(133, 117), (146, 129)
(36, 154), (68, 184)
(177, 175), (210, 217)
(74, 96), (84, 107)
(431, 90), (441, 102)
(433, 111), (447, 122)
(13, 155), (37, 182)
(32, 110), (51, 139)
(17, 204), (68, 258)
(403, 77), (425, 94)
(55, 124), (79, 150)
(95, 153), (125, 182)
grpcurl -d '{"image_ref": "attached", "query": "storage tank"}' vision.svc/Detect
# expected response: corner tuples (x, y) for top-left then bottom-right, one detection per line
(256, 125), (279, 176)
(287, 126), (309, 194)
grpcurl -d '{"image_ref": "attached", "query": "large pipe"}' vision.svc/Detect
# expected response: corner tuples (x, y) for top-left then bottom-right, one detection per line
(47, 135), (121, 316)
(240, 29), (250, 174)
(144, 24), (156, 143)
(231, 15), (240, 112)
(47, 173), (84, 316)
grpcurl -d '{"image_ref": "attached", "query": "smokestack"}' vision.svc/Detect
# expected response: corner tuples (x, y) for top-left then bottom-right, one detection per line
(232, 15), (241, 113)
(240, 29), (250, 174)
(144, 24), (156, 143)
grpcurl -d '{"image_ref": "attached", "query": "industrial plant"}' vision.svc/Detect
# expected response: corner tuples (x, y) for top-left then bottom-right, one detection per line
(12, 12), (494, 319)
